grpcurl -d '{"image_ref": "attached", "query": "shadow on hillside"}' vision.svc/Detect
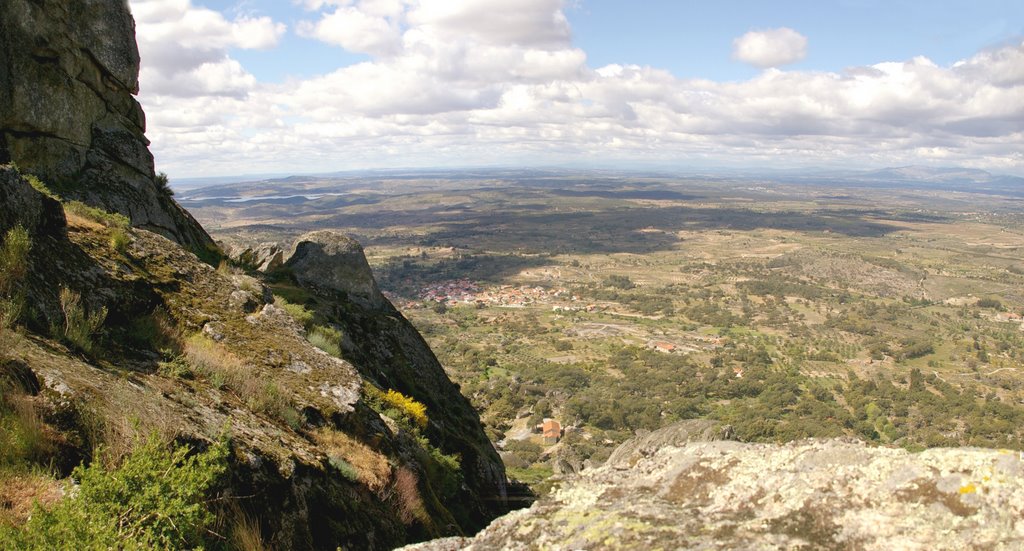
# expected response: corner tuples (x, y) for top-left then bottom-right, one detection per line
(374, 253), (554, 291)
(340, 204), (910, 255)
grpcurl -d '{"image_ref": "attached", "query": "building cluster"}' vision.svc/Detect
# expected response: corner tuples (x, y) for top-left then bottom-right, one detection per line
(417, 280), (573, 308)
(417, 279), (481, 303)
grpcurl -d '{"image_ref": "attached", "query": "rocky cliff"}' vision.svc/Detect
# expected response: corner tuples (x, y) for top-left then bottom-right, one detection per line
(0, 0), (215, 254)
(0, 1), (508, 548)
(406, 420), (1024, 550)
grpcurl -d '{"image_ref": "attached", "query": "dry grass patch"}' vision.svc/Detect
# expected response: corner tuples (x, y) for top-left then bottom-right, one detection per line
(184, 334), (252, 392)
(64, 212), (105, 231)
(0, 470), (62, 527)
(391, 466), (428, 525)
(86, 393), (182, 468)
(183, 334), (288, 417)
(313, 429), (391, 492)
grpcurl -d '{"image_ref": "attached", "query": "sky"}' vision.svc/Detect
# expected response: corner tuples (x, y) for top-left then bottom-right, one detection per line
(127, 0), (1024, 178)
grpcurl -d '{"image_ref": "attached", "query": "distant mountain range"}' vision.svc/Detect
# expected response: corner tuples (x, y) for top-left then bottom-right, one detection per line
(174, 164), (1024, 197)
(782, 165), (1024, 196)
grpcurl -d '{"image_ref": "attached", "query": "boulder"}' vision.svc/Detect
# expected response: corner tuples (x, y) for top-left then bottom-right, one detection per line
(226, 241), (286, 272)
(0, 166), (66, 236)
(285, 231), (388, 311)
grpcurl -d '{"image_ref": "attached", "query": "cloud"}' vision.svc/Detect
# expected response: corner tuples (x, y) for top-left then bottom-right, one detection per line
(732, 28), (808, 68)
(131, 2), (1024, 176)
(297, 6), (402, 56)
(130, 0), (285, 97)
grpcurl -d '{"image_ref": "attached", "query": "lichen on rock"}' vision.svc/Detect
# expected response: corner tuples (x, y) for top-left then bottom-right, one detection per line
(404, 420), (1024, 550)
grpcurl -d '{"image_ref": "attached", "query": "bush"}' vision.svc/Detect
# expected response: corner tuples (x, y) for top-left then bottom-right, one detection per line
(363, 384), (430, 431)
(109, 228), (131, 254)
(0, 225), (30, 329)
(154, 172), (174, 197)
(603, 274), (635, 289)
(274, 296), (314, 329)
(308, 325), (343, 357)
(976, 298), (1004, 311)
(0, 434), (228, 549)
(384, 388), (428, 429)
(54, 288), (107, 353)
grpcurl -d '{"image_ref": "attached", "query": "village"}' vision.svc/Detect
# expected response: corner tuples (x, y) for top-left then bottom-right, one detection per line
(414, 279), (577, 309)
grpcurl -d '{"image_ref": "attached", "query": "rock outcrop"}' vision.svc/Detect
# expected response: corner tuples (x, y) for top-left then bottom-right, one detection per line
(0, 167), (66, 237)
(284, 229), (510, 530)
(224, 241), (286, 273)
(0, 0), (215, 253)
(286, 231), (388, 311)
(406, 420), (1024, 550)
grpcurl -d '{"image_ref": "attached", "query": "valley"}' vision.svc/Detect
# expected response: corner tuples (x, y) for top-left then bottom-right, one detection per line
(183, 169), (1024, 491)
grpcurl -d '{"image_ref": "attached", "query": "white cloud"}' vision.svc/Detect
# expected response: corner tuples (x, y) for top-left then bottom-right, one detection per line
(131, 2), (1024, 176)
(732, 27), (808, 68)
(130, 0), (285, 97)
(297, 6), (402, 56)
(406, 0), (571, 48)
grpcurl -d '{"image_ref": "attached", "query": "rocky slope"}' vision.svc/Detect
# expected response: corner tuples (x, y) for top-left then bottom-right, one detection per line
(0, 163), (508, 548)
(0, 1), (508, 547)
(407, 420), (1024, 550)
(0, 0), (215, 254)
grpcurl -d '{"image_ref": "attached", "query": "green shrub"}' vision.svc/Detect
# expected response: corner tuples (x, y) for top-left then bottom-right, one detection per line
(275, 296), (314, 329)
(0, 433), (229, 549)
(54, 287), (107, 353)
(109, 228), (132, 254)
(308, 325), (343, 357)
(976, 298), (1004, 310)
(603, 274), (635, 289)
(328, 456), (361, 482)
(154, 172), (174, 197)
(420, 437), (462, 500)
(0, 226), (30, 329)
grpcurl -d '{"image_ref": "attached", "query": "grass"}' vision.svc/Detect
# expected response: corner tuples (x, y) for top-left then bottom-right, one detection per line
(53, 288), (107, 354)
(63, 201), (129, 229)
(22, 174), (59, 200)
(274, 295), (314, 329)
(0, 385), (52, 467)
(183, 334), (291, 420)
(0, 226), (29, 330)
(222, 504), (268, 551)
(0, 468), (62, 528)
(308, 325), (343, 357)
(313, 429), (391, 492)
(108, 228), (131, 254)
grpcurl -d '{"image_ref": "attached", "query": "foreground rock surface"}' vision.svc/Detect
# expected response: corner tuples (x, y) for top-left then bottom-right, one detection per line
(407, 421), (1024, 550)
